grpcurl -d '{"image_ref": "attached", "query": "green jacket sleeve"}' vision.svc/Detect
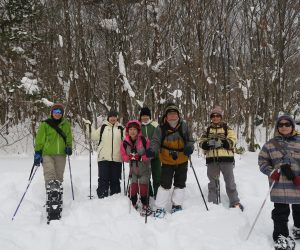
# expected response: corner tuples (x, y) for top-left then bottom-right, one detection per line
(35, 122), (47, 152)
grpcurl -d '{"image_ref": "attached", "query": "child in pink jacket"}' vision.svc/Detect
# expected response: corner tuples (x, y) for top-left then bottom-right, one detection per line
(120, 120), (152, 216)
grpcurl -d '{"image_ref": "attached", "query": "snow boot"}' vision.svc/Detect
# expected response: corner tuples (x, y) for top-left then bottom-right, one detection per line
(140, 205), (152, 217)
(153, 208), (166, 218)
(292, 227), (300, 240)
(171, 205), (183, 214)
(230, 202), (244, 212)
(46, 180), (63, 224)
(274, 235), (295, 250)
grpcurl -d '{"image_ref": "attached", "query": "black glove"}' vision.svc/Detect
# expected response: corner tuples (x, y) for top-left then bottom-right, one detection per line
(221, 139), (230, 149)
(280, 164), (295, 181)
(146, 149), (155, 158)
(65, 147), (72, 156)
(201, 141), (210, 150)
(183, 145), (193, 156)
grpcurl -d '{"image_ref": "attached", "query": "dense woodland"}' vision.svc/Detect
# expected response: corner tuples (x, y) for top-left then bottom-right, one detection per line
(0, 0), (299, 151)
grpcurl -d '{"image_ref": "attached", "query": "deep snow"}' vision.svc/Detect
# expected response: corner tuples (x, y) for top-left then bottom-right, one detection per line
(0, 152), (299, 250)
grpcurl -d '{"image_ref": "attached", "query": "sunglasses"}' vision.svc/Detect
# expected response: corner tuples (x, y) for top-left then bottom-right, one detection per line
(211, 114), (221, 118)
(52, 109), (62, 115)
(278, 122), (292, 128)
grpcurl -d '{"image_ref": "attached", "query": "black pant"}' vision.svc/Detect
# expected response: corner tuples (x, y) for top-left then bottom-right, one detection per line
(97, 161), (122, 198)
(272, 203), (300, 241)
(160, 162), (188, 189)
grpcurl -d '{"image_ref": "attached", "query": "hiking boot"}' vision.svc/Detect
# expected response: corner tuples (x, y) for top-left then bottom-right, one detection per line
(292, 226), (300, 240)
(140, 205), (152, 217)
(230, 203), (244, 212)
(153, 208), (166, 218)
(171, 205), (183, 214)
(274, 235), (295, 250)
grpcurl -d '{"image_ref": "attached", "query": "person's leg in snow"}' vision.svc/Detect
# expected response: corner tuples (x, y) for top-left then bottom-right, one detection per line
(109, 161), (122, 196)
(171, 162), (187, 213)
(292, 204), (300, 239)
(97, 161), (110, 198)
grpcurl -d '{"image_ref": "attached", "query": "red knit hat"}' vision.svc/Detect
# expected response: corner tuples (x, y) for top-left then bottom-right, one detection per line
(210, 105), (223, 117)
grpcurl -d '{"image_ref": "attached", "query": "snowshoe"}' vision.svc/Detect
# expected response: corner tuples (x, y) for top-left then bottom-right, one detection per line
(140, 205), (152, 217)
(274, 235), (295, 250)
(292, 227), (300, 240)
(46, 180), (63, 224)
(171, 205), (183, 214)
(153, 208), (166, 218)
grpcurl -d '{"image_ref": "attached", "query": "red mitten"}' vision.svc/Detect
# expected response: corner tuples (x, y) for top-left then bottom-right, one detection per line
(270, 169), (280, 181)
(293, 176), (300, 186)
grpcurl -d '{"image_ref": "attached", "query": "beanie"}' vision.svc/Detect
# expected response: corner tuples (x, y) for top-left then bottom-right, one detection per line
(210, 105), (223, 117)
(126, 120), (141, 133)
(51, 103), (64, 115)
(107, 110), (118, 119)
(164, 103), (180, 116)
(140, 107), (151, 119)
(276, 114), (295, 130)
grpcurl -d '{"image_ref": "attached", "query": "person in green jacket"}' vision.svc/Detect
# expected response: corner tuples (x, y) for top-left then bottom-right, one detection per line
(34, 103), (73, 186)
(139, 107), (161, 198)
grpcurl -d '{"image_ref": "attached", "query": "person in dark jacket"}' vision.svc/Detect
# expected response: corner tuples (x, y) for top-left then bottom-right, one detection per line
(139, 107), (161, 198)
(259, 114), (300, 250)
(146, 103), (194, 218)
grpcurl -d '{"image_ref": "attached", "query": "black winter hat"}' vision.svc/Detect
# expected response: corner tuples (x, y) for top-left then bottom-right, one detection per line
(140, 107), (151, 119)
(164, 103), (180, 116)
(107, 110), (118, 119)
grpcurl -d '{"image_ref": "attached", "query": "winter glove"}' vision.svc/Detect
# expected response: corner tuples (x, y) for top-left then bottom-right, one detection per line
(293, 176), (300, 186)
(146, 148), (155, 158)
(201, 141), (210, 150)
(183, 145), (193, 156)
(82, 118), (91, 125)
(280, 164), (295, 181)
(129, 153), (140, 161)
(34, 151), (42, 166)
(270, 169), (280, 182)
(221, 139), (230, 149)
(65, 146), (72, 156)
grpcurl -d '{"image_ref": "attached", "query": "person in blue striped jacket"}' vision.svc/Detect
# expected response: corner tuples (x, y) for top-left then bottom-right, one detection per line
(259, 114), (300, 250)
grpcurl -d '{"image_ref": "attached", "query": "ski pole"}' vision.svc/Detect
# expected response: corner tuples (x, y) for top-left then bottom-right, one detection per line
(145, 166), (151, 224)
(68, 155), (75, 200)
(189, 157), (209, 211)
(246, 180), (276, 240)
(88, 124), (93, 199)
(122, 161), (126, 196)
(12, 164), (39, 221)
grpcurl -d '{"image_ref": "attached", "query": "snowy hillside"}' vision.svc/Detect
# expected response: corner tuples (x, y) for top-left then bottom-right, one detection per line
(0, 153), (299, 250)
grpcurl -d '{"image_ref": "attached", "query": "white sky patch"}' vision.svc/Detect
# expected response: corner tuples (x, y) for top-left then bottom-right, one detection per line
(58, 35), (63, 47)
(19, 77), (39, 95)
(207, 77), (214, 84)
(100, 18), (119, 32)
(118, 52), (135, 98)
(134, 60), (144, 66)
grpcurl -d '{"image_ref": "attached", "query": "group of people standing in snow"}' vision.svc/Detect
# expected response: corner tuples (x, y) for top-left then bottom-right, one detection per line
(33, 102), (300, 250)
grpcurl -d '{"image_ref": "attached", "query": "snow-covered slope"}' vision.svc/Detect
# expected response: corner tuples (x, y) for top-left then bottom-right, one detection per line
(0, 153), (298, 250)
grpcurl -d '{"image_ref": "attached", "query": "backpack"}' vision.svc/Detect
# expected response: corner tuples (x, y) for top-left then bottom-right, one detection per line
(122, 135), (147, 152)
(160, 122), (187, 151)
(206, 123), (228, 138)
(98, 124), (124, 146)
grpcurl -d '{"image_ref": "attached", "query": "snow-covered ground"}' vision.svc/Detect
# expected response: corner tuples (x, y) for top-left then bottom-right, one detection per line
(0, 152), (299, 250)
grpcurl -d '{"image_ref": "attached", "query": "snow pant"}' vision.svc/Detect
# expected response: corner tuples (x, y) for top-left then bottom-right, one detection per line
(43, 155), (66, 186)
(96, 161), (122, 199)
(128, 161), (151, 206)
(207, 161), (239, 206)
(155, 162), (187, 209)
(272, 203), (300, 241)
(149, 157), (161, 198)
